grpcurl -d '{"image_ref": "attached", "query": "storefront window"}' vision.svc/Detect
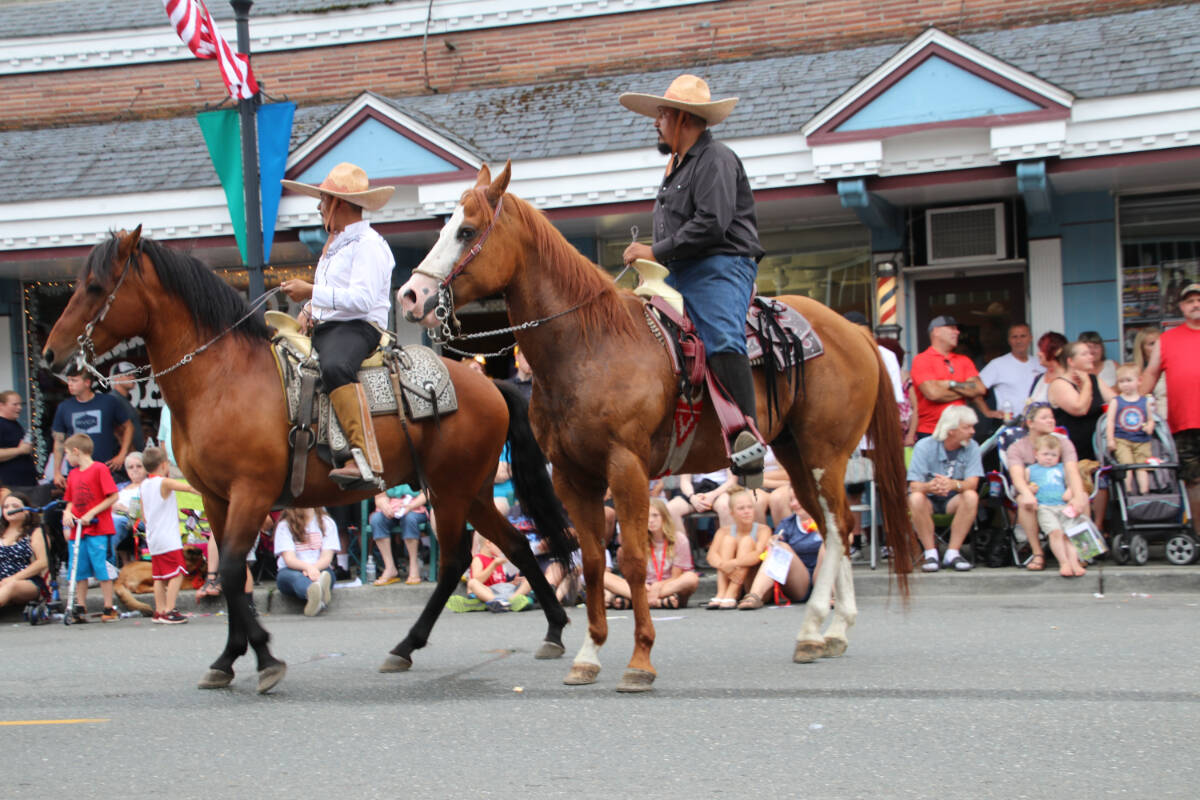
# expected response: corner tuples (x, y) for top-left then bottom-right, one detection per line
(1118, 192), (1200, 358)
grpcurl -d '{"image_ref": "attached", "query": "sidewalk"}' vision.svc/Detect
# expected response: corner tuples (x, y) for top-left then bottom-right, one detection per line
(12, 560), (1197, 622)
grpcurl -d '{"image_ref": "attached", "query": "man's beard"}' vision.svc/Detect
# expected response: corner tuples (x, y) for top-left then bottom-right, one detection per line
(656, 141), (672, 156)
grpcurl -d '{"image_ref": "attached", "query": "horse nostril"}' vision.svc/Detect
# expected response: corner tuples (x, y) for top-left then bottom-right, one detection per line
(42, 350), (54, 369)
(401, 289), (416, 307)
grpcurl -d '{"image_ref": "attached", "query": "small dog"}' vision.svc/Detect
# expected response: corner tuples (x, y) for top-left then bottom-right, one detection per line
(113, 545), (207, 615)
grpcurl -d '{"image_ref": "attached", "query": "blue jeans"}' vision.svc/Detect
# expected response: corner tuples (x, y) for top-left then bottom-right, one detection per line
(370, 510), (428, 542)
(109, 515), (133, 563)
(276, 566), (334, 600)
(665, 253), (757, 355)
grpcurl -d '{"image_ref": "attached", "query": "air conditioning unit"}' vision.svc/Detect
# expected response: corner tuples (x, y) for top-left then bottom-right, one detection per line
(925, 203), (1006, 264)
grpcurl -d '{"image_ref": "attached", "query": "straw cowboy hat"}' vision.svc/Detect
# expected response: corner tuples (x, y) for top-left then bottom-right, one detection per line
(619, 74), (738, 125)
(281, 162), (395, 212)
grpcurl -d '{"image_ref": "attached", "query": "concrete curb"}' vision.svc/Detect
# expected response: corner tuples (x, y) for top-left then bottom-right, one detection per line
(9, 562), (1199, 622)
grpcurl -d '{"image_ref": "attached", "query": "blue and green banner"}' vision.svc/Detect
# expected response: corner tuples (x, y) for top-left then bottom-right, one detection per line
(197, 101), (295, 264)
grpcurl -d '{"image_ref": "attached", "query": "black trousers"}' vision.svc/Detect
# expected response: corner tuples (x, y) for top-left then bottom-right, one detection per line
(311, 320), (382, 391)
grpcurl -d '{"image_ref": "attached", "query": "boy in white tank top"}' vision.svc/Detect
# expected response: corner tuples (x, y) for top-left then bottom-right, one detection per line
(140, 446), (196, 624)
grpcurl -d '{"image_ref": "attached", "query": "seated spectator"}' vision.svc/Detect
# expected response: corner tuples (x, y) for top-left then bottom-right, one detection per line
(273, 507), (339, 617)
(1005, 403), (1089, 571)
(604, 498), (699, 609)
(446, 537), (533, 613)
(907, 405), (983, 572)
(737, 487), (824, 609)
(111, 451), (146, 566)
(704, 489), (771, 608)
(1048, 340), (1114, 462)
(680, 469), (738, 529)
(1028, 331), (1068, 406)
(0, 492), (49, 608)
(369, 483), (428, 586)
(493, 443), (514, 516)
(1027, 434), (1087, 578)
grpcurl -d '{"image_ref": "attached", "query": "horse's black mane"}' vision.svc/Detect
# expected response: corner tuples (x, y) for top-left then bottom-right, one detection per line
(85, 233), (271, 342)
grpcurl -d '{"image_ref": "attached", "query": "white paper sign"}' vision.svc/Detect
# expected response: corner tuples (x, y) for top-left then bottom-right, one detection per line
(763, 545), (794, 583)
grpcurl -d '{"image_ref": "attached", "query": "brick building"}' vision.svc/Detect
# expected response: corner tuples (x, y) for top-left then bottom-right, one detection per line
(1, 0), (1199, 448)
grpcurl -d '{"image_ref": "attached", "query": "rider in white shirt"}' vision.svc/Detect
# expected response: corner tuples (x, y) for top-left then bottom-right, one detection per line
(280, 163), (395, 488)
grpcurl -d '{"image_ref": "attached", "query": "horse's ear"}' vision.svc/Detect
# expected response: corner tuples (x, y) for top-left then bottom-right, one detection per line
(485, 160), (511, 207)
(475, 164), (492, 189)
(116, 225), (143, 262)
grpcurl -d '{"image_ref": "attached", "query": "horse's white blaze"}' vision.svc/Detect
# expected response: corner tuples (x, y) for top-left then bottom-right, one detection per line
(417, 204), (467, 279)
(574, 636), (602, 667)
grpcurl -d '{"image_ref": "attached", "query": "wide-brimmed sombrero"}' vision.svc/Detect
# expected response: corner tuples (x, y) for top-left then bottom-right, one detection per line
(281, 162), (395, 212)
(619, 74), (738, 125)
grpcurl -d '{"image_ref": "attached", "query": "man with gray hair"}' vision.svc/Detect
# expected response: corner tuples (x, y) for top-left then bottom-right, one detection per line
(906, 405), (984, 572)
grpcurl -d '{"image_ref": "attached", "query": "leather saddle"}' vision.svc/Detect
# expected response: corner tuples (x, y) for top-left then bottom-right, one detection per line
(265, 311), (458, 500)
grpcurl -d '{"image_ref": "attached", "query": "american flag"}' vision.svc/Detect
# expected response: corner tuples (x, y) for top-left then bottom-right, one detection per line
(162, 0), (258, 100)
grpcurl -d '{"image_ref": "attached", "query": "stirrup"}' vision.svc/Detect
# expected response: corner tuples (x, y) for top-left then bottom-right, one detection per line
(330, 448), (385, 491)
(730, 430), (765, 489)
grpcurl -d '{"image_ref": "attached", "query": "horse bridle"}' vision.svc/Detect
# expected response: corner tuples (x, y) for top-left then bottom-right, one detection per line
(412, 195), (506, 343)
(71, 243), (281, 387)
(74, 248), (137, 379)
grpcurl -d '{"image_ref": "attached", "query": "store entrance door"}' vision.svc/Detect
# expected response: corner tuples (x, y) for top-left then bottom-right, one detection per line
(912, 273), (1028, 366)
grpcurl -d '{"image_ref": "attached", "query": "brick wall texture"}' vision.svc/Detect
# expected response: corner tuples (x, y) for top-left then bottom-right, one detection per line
(0, 0), (1189, 129)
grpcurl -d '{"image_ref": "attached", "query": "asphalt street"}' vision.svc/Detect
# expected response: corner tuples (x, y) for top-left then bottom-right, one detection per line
(4, 592), (1199, 799)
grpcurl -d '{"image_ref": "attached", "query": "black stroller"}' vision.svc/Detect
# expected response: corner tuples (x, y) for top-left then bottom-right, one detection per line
(21, 499), (69, 624)
(1094, 414), (1196, 565)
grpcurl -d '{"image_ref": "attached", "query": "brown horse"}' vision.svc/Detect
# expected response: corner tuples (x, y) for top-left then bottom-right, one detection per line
(398, 163), (912, 691)
(42, 227), (575, 693)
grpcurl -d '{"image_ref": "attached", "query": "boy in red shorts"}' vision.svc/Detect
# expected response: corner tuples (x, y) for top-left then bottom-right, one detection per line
(139, 446), (196, 623)
(61, 432), (120, 622)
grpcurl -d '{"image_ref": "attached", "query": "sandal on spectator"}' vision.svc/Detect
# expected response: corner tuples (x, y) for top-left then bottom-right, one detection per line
(660, 594), (680, 609)
(921, 555), (940, 573)
(737, 592), (764, 610)
(705, 597), (725, 610)
(609, 596), (630, 610)
(1026, 553), (1046, 571)
(195, 573), (220, 600)
(373, 575), (401, 586)
(944, 555), (973, 571)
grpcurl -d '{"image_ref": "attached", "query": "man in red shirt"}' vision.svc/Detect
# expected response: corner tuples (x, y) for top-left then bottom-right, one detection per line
(1140, 282), (1200, 533)
(910, 315), (986, 438)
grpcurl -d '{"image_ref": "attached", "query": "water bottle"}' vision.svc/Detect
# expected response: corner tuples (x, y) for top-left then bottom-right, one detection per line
(1001, 400), (1013, 424)
(364, 556), (377, 584)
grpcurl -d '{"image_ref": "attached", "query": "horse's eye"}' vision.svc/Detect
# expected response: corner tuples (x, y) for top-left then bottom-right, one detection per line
(86, 283), (104, 296)
(457, 227), (476, 242)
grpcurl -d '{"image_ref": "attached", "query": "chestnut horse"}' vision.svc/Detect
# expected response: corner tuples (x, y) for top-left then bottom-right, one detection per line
(43, 227), (574, 693)
(398, 163), (912, 691)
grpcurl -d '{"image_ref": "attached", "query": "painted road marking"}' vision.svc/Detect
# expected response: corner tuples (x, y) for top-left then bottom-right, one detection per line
(0, 718), (110, 726)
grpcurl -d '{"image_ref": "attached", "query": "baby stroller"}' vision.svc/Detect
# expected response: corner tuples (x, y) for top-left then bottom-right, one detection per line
(969, 421), (1023, 567)
(1094, 414), (1195, 565)
(21, 499), (68, 625)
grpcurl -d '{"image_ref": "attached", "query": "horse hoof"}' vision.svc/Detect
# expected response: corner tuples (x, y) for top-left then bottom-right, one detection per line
(615, 668), (656, 693)
(563, 663), (600, 685)
(822, 637), (848, 658)
(256, 662), (287, 694)
(197, 668), (234, 690)
(535, 640), (565, 660)
(379, 654), (413, 673)
(793, 639), (825, 664)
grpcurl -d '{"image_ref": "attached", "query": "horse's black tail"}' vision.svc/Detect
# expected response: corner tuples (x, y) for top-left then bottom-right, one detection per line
(493, 379), (575, 570)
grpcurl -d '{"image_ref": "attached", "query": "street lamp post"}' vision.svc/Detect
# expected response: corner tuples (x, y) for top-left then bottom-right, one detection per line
(230, 0), (265, 305)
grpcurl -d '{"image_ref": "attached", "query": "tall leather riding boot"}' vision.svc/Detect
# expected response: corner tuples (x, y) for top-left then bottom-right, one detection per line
(328, 383), (381, 489)
(708, 352), (766, 488)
